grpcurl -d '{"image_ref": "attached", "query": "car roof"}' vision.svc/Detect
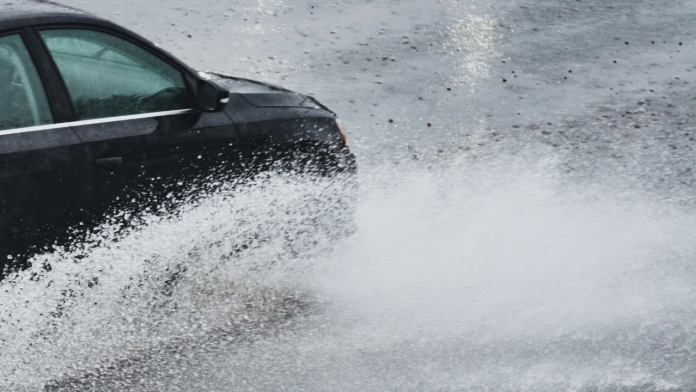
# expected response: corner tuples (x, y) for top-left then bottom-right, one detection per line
(0, 0), (112, 31)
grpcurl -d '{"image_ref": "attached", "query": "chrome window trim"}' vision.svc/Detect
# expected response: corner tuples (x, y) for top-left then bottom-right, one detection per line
(0, 109), (195, 136)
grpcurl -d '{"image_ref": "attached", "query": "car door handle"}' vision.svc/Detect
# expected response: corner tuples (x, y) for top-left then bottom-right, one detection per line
(95, 157), (123, 166)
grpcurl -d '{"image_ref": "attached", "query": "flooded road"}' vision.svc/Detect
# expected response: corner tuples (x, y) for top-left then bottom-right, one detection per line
(3, 0), (696, 389)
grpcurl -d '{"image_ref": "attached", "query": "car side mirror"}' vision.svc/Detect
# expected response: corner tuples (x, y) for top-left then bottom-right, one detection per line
(198, 79), (230, 112)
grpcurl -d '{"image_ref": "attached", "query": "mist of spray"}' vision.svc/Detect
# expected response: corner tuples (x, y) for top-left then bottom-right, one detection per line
(6, 145), (692, 391)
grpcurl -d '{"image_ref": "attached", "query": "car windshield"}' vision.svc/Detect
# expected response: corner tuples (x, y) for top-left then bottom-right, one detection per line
(0, 34), (53, 131)
(40, 29), (194, 120)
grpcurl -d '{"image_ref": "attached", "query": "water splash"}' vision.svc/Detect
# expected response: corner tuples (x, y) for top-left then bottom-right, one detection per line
(11, 147), (693, 391)
(0, 173), (354, 390)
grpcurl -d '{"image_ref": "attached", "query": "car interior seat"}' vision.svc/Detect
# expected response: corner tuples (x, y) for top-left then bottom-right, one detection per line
(0, 45), (36, 130)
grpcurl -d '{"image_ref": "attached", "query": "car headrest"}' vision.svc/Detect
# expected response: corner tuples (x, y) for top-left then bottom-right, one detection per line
(0, 46), (17, 85)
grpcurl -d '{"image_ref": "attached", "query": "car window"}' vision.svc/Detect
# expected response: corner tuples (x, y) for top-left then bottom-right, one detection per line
(0, 34), (53, 131)
(39, 29), (194, 121)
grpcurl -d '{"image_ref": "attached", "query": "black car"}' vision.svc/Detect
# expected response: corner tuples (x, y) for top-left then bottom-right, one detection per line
(0, 1), (355, 275)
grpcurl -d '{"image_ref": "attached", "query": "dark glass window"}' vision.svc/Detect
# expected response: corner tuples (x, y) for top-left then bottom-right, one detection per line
(0, 34), (53, 131)
(40, 29), (194, 120)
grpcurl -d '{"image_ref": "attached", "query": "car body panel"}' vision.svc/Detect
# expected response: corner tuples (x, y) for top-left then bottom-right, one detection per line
(226, 95), (344, 148)
(0, 124), (91, 263)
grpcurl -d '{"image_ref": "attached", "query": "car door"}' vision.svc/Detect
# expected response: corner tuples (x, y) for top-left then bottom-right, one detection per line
(0, 32), (92, 265)
(37, 27), (241, 219)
